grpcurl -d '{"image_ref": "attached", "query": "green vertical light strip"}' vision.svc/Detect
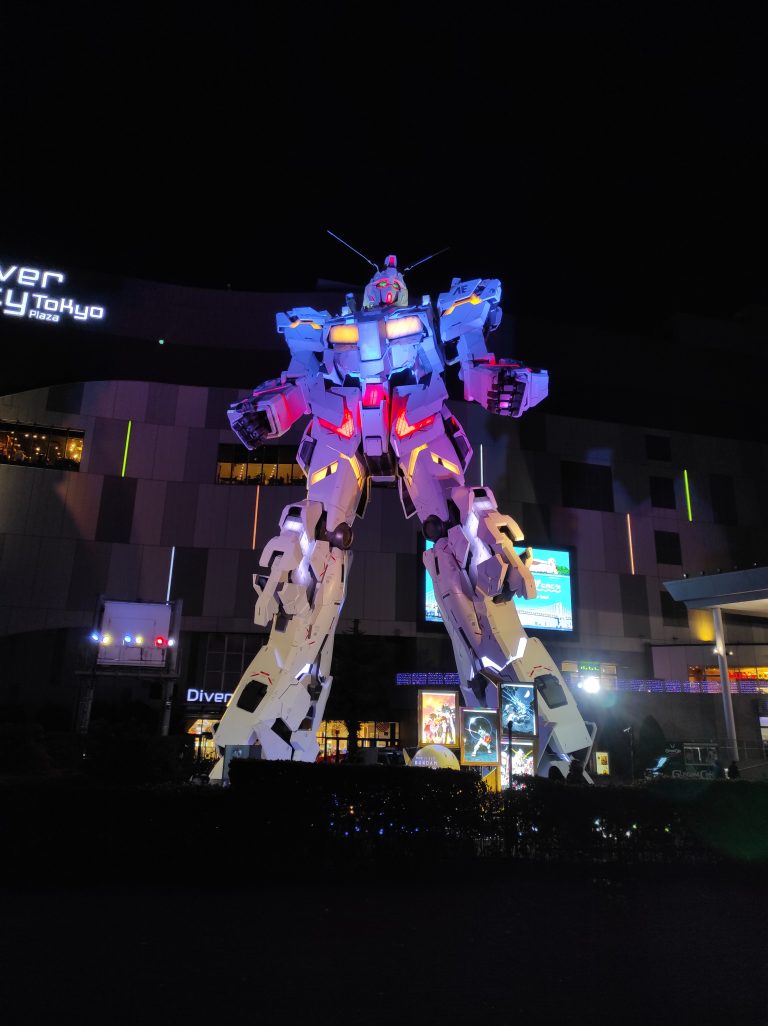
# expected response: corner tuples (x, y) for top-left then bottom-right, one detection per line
(121, 420), (132, 478)
(683, 468), (693, 521)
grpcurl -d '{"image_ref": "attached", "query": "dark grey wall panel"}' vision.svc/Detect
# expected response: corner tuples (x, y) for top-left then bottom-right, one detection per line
(87, 418), (128, 476)
(395, 552), (419, 621)
(203, 549), (239, 618)
(66, 540), (112, 612)
(205, 388), (239, 430)
(106, 544), (142, 601)
(168, 546), (208, 616)
(619, 573), (650, 640)
(146, 383), (179, 426)
(0, 534), (42, 608)
(184, 428), (221, 484)
(95, 476), (137, 543)
(235, 550), (260, 620)
(30, 537), (77, 610)
(46, 383), (83, 415)
(160, 482), (200, 547)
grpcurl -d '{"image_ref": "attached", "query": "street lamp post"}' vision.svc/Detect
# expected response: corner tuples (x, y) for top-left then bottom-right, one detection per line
(623, 725), (635, 782)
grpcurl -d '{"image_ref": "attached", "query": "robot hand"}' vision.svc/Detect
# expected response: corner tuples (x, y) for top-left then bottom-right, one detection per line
(227, 399), (272, 450)
(462, 360), (548, 418)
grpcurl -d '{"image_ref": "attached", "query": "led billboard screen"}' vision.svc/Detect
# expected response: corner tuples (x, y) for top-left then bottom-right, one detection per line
(424, 541), (574, 633)
(459, 708), (500, 766)
(417, 690), (459, 748)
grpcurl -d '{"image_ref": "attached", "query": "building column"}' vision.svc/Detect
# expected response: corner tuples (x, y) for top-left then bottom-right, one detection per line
(712, 606), (738, 761)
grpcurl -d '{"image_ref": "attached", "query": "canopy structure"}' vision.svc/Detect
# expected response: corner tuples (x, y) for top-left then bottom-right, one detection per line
(665, 567), (768, 760)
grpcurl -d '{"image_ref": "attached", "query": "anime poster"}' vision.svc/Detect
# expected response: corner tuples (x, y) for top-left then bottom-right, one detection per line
(500, 683), (537, 737)
(459, 708), (500, 766)
(595, 751), (610, 776)
(417, 690), (458, 748)
(500, 739), (535, 788)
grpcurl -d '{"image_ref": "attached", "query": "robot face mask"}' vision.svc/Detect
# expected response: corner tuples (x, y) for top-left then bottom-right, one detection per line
(363, 255), (409, 309)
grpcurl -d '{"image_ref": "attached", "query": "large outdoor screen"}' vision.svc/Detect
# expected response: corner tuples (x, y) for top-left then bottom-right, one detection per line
(424, 541), (574, 633)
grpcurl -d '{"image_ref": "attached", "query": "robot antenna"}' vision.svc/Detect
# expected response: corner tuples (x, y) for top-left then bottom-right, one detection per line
(326, 230), (379, 271)
(403, 246), (450, 273)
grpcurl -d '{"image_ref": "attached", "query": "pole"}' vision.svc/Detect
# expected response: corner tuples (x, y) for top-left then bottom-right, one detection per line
(160, 678), (175, 736)
(624, 726), (635, 782)
(76, 644), (99, 735)
(712, 606), (738, 762)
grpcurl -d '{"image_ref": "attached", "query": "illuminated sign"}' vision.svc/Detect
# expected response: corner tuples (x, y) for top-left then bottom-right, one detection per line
(424, 541), (574, 633)
(595, 751), (610, 776)
(0, 261), (106, 324)
(186, 688), (232, 705)
(459, 708), (500, 766)
(417, 690), (459, 747)
(501, 738), (536, 787)
(500, 683), (537, 736)
(396, 671), (461, 687)
(94, 600), (174, 668)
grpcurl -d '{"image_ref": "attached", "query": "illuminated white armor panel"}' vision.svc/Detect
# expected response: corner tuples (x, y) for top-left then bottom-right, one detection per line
(211, 255), (594, 780)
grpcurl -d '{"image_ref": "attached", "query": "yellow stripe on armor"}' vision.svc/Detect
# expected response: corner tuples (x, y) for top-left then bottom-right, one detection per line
(431, 452), (461, 475)
(309, 461), (339, 485)
(406, 443), (428, 484)
(338, 451), (366, 491)
(441, 293), (483, 317)
(289, 319), (323, 330)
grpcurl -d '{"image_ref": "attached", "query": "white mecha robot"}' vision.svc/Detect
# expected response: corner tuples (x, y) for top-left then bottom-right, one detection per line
(209, 239), (595, 781)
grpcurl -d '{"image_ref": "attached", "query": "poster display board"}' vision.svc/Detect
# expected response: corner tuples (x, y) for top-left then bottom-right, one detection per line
(459, 708), (500, 766)
(417, 690), (459, 747)
(500, 683), (537, 736)
(500, 738), (536, 787)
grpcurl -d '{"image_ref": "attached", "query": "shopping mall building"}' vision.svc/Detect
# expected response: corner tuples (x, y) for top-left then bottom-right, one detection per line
(1, 256), (767, 773)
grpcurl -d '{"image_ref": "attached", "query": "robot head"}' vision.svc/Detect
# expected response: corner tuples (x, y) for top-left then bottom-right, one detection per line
(363, 255), (409, 309)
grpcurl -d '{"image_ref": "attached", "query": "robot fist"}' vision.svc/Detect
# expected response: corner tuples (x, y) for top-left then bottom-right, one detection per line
(227, 400), (271, 449)
(463, 360), (547, 418)
(485, 362), (529, 417)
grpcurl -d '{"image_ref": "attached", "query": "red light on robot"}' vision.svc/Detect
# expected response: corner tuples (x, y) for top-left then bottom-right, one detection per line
(154, 635), (168, 648)
(394, 410), (436, 439)
(362, 384), (386, 408)
(317, 406), (356, 438)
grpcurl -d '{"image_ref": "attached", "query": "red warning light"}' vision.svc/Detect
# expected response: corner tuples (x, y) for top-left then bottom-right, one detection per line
(154, 635), (168, 648)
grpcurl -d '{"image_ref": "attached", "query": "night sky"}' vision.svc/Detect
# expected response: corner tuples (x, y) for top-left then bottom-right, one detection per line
(3, 6), (767, 429)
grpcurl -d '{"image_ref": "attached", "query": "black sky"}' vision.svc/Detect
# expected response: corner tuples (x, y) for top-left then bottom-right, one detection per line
(3, 5), (767, 333)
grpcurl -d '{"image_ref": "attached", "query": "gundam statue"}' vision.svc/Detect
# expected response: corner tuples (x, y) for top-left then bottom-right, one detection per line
(209, 239), (595, 781)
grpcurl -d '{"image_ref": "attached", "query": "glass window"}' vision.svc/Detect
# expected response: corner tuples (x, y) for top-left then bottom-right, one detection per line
(655, 530), (682, 565)
(560, 460), (614, 512)
(216, 443), (302, 486)
(0, 420), (84, 471)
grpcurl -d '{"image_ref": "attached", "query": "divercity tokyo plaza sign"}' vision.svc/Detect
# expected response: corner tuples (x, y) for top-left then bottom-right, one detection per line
(0, 262), (106, 323)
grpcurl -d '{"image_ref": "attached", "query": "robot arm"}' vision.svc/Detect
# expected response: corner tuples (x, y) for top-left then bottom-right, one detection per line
(229, 305), (329, 449)
(437, 277), (548, 418)
(228, 373), (310, 449)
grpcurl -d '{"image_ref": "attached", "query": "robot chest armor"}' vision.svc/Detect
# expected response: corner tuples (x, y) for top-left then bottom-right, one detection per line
(322, 307), (433, 384)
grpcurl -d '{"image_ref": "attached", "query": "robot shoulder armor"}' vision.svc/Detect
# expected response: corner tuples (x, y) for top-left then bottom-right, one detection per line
(436, 277), (501, 313)
(276, 307), (330, 334)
